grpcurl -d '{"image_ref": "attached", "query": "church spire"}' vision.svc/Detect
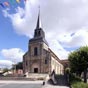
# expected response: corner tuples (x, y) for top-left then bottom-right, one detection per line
(36, 7), (41, 29)
(30, 7), (48, 46)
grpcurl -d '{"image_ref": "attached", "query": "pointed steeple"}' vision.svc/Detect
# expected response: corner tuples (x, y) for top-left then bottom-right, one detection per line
(36, 7), (41, 29)
(29, 7), (48, 46)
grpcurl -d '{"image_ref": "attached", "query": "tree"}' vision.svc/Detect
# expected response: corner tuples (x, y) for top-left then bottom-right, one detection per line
(3, 68), (9, 73)
(16, 62), (23, 70)
(12, 62), (23, 70)
(68, 46), (88, 83)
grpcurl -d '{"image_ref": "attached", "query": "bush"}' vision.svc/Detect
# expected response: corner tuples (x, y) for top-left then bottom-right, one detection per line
(69, 73), (82, 83)
(37, 77), (44, 80)
(69, 73), (88, 88)
(65, 68), (70, 74)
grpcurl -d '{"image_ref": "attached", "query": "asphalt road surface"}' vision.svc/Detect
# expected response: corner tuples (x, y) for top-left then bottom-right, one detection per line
(0, 81), (69, 88)
(0, 84), (42, 88)
(0, 81), (43, 88)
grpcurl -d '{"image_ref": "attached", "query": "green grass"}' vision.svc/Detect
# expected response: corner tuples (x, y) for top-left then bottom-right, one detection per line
(71, 81), (88, 88)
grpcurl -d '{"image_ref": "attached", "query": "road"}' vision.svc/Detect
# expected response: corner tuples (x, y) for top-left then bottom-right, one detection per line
(0, 84), (42, 88)
(0, 81), (42, 88)
(0, 81), (69, 88)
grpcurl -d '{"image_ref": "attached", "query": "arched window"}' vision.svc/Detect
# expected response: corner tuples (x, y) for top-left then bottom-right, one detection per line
(38, 30), (41, 36)
(34, 31), (37, 37)
(34, 47), (38, 56)
(26, 61), (27, 66)
(45, 59), (48, 64)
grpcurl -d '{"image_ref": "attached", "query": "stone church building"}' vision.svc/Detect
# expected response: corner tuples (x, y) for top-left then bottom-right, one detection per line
(23, 12), (64, 75)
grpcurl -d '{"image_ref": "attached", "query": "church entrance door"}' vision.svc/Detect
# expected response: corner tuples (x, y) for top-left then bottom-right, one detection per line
(34, 68), (38, 73)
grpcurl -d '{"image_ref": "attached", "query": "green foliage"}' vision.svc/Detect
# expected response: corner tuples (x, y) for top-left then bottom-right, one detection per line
(65, 67), (70, 74)
(68, 46), (88, 76)
(69, 73), (88, 88)
(12, 62), (23, 70)
(16, 62), (23, 70)
(69, 73), (82, 83)
(37, 77), (44, 80)
(71, 82), (88, 88)
(3, 68), (9, 73)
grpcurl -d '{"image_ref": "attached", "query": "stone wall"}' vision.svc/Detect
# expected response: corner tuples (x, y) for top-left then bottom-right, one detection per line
(51, 56), (64, 74)
(23, 38), (64, 74)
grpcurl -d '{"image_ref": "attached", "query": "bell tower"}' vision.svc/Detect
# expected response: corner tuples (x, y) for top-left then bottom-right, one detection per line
(29, 8), (48, 48)
(27, 8), (49, 73)
(34, 10), (45, 39)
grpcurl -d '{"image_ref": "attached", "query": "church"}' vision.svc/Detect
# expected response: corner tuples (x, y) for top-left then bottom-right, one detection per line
(23, 11), (65, 75)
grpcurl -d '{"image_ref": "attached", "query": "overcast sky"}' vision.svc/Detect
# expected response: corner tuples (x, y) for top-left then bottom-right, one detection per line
(0, 0), (88, 68)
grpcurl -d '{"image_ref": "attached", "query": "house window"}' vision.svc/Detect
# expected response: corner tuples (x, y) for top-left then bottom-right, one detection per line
(34, 47), (38, 56)
(45, 59), (48, 64)
(26, 61), (27, 66)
